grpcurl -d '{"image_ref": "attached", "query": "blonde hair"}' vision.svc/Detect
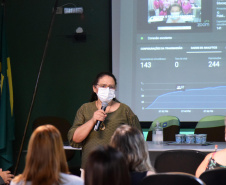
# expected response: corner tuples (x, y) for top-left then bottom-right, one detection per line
(110, 125), (154, 172)
(13, 125), (69, 185)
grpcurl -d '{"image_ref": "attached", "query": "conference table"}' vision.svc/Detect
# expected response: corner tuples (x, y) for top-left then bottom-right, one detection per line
(64, 141), (226, 165)
(146, 141), (226, 166)
(146, 141), (226, 152)
(64, 141), (226, 152)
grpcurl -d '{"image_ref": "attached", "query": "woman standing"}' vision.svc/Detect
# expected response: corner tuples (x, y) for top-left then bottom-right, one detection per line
(68, 72), (141, 171)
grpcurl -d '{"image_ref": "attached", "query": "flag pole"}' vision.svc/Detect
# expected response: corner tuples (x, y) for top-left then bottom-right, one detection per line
(14, 0), (59, 175)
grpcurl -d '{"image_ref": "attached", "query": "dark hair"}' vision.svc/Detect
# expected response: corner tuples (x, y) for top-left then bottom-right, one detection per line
(85, 145), (130, 185)
(90, 72), (117, 102)
(170, 3), (182, 12)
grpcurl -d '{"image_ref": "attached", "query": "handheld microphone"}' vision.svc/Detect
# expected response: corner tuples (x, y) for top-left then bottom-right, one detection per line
(94, 102), (108, 131)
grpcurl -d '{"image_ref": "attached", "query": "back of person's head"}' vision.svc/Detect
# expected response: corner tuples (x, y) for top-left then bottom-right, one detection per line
(110, 125), (154, 172)
(90, 72), (117, 101)
(85, 145), (130, 185)
(13, 124), (68, 185)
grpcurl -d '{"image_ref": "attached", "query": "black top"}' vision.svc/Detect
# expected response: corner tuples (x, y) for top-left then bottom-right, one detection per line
(130, 171), (147, 185)
(0, 176), (5, 185)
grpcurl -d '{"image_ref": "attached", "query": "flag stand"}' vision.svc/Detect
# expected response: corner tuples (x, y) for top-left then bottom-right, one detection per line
(13, 0), (59, 175)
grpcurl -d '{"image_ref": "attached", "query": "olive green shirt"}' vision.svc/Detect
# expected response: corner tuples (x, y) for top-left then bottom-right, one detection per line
(68, 101), (142, 168)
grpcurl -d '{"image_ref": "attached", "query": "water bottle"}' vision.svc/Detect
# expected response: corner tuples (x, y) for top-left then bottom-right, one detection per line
(152, 121), (163, 144)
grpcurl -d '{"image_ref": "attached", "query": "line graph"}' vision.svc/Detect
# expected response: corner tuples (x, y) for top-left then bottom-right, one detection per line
(146, 86), (226, 109)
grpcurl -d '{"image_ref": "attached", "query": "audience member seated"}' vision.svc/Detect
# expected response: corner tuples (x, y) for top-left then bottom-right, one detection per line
(84, 145), (130, 185)
(10, 125), (84, 185)
(110, 125), (155, 185)
(0, 169), (13, 185)
(195, 117), (226, 177)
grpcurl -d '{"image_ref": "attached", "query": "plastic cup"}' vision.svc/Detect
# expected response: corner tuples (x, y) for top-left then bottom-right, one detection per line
(200, 134), (207, 144)
(186, 134), (195, 144)
(181, 134), (186, 143)
(175, 134), (183, 143)
(195, 134), (202, 144)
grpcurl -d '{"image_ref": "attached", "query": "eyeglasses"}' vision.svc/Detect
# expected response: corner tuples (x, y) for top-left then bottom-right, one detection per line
(96, 84), (116, 90)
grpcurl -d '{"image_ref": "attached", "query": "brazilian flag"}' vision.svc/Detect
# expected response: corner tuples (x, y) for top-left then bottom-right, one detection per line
(0, 5), (15, 170)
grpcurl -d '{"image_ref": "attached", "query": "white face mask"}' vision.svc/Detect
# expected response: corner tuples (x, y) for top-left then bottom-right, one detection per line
(171, 12), (180, 20)
(97, 87), (115, 103)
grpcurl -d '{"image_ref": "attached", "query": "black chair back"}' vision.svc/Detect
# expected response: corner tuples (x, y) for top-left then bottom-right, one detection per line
(194, 126), (225, 142)
(199, 168), (226, 185)
(140, 173), (206, 185)
(154, 150), (206, 175)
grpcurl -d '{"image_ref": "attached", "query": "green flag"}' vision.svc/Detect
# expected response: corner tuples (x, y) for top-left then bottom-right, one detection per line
(0, 5), (15, 170)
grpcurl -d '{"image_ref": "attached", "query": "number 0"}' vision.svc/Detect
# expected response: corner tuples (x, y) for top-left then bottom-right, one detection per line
(175, 62), (179, 68)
